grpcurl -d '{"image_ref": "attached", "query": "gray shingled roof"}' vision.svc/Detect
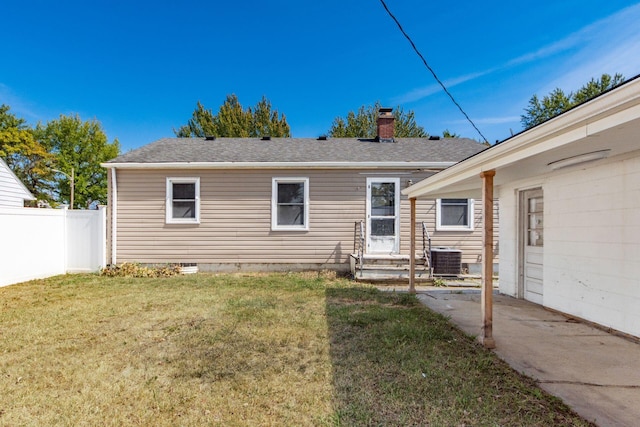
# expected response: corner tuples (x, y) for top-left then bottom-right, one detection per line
(106, 137), (487, 164)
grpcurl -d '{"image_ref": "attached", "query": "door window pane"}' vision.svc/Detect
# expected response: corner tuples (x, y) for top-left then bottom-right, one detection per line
(371, 218), (395, 236)
(371, 183), (396, 217)
(529, 197), (543, 213)
(527, 196), (543, 246)
(528, 230), (543, 246)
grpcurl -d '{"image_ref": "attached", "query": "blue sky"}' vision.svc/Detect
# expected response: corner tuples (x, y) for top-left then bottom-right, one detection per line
(3, 1), (640, 152)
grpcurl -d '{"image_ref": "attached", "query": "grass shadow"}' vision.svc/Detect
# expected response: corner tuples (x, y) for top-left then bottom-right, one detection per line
(324, 284), (593, 426)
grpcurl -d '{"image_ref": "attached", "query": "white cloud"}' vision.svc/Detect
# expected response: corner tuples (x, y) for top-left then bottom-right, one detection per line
(446, 116), (520, 126)
(391, 69), (496, 104)
(524, 3), (640, 94)
(394, 3), (640, 105)
(473, 116), (521, 125)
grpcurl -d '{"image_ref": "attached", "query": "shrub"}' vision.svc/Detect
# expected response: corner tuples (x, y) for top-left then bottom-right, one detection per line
(100, 262), (182, 278)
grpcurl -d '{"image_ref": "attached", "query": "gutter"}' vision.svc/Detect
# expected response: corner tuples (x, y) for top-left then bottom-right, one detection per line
(100, 161), (456, 170)
(110, 167), (117, 265)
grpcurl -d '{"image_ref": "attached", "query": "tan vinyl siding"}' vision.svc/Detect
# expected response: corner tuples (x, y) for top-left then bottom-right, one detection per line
(400, 192), (499, 265)
(113, 168), (497, 267)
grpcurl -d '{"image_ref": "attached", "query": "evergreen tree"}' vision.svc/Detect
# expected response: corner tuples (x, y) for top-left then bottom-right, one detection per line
(521, 73), (625, 129)
(328, 101), (428, 138)
(176, 95), (290, 138)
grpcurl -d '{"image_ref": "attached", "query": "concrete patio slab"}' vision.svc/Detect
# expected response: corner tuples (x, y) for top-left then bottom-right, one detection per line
(412, 288), (640, 427)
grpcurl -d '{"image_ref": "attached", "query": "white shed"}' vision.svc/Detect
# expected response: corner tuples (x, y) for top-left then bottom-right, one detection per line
(404, 75), (640, 342)
(0, 158), (35, 207)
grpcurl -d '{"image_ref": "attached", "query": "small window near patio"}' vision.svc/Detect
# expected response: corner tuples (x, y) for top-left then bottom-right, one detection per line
(272, 178), (309, 231)
(436, 198), (474, 231)
(166, 177), (200, 224)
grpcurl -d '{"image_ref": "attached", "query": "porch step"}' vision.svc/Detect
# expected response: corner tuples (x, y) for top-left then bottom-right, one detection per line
(354, 267), (433, 283)
(349, 253), (432, 283)
(359, 254), (422, 265)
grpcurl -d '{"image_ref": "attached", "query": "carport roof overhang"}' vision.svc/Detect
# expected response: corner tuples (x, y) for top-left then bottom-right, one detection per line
(402, 76), (640, 199)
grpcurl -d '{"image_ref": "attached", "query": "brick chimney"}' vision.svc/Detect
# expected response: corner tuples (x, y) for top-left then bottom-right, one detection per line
(377, 107), (394, 142)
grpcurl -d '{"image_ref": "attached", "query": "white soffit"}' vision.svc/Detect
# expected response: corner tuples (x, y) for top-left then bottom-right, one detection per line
(404, 77), (640, 199)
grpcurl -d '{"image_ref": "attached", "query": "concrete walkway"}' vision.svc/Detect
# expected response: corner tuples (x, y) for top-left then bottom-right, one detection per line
(408, 287), (640, 427)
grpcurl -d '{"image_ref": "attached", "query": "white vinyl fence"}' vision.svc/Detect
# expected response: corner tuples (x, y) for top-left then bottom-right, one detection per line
(0, 206), (106, 287)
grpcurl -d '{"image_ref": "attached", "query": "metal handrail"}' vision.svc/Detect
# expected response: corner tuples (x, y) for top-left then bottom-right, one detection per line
(422, 222), (433, 278)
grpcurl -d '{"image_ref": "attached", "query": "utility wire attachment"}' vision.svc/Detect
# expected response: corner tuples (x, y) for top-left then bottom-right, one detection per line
(379, 0), (489, 144)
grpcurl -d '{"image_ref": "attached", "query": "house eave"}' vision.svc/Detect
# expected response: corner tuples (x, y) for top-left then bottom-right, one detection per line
(0, 158), (35, 201)
(403, 75), (640, 199)
(101, 161), (456, 170)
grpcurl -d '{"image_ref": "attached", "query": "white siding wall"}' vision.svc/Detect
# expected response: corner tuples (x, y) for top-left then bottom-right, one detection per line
(545, 153), (640, 337)
(0, 159), (33, 207)
(0, 207), (106, 287)
(498, 152), (640, 338)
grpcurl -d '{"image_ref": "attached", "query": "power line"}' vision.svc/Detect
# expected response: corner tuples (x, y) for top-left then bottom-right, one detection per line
(379, 0), (489, 143)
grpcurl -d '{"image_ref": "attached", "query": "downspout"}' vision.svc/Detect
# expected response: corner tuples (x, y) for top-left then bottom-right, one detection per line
(111, 167), (118, 265)
(409, 197), (416, 294)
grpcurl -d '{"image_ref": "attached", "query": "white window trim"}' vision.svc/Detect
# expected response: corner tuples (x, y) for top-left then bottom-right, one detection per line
(436, 198), (474, 231)
(166, 177), (200, 224)
(271, 177), (309, 231)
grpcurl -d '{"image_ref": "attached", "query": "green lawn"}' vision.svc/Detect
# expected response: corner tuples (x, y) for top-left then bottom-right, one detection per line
(0, 272), (591, 426)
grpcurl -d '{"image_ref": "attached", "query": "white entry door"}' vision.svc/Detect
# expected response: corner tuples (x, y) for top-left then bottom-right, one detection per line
(366, 178), (400, 254)
(520, 189), (544, 304)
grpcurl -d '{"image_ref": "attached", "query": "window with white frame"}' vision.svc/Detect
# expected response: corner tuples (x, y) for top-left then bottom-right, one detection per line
(272, 177), (309, 231)
(436, 198), (474, 231)
(166, 177), (200, 224)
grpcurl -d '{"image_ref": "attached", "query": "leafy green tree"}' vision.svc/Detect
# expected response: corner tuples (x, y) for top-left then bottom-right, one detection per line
(521, 73), (625, 129)
(442, 129), (460, 138)
(175, 95), (290, 138)
(35, 114), (120, 208)
(328, 101), (428, 138)
(0, 105), (54, 203)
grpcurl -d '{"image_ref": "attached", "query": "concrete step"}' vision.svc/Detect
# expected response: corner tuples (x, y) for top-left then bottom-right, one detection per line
(352, 263), (432, 283)
(351, 253), (427, 266)
(353, 269), (433, 283)
(349, 253), (433, 283)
